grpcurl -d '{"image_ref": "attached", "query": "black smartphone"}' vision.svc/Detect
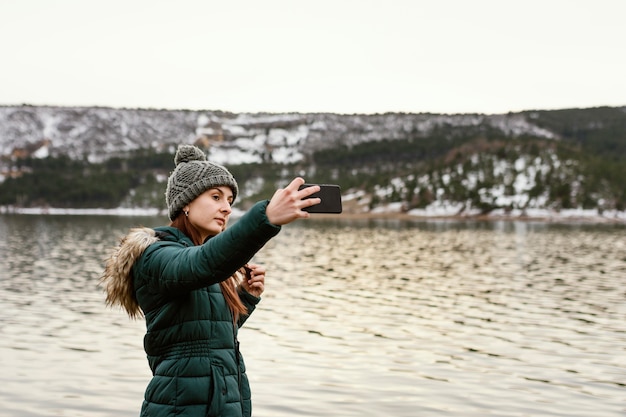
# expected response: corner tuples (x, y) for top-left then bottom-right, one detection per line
(299, 184), (343, 213)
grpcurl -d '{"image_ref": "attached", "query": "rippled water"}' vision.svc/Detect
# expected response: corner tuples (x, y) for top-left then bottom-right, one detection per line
(0, 215), (624, 417)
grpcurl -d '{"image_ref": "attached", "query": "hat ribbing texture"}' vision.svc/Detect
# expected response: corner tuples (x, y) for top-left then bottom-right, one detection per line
(165, 145), (239, 220)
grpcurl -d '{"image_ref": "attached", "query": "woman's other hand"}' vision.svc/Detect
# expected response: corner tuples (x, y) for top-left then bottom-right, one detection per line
(240, 263), (266, 297)
(266, 177), (321, 225)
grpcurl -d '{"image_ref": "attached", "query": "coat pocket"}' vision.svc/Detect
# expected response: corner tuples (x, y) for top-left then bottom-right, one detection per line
(207, 364), (227, 417)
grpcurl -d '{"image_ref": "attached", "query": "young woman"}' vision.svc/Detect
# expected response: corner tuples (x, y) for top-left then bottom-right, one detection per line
(101, 144), (320, 417)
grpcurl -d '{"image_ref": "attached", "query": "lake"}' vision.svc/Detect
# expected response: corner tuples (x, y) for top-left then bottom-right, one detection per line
(0, 214), (624, 417)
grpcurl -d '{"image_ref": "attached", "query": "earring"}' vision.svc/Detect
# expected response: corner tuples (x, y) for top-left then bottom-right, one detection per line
(184, 210), (189, 217)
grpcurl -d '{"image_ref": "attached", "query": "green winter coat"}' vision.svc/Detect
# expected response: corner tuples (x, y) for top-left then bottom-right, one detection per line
(123, 201), (280, 416)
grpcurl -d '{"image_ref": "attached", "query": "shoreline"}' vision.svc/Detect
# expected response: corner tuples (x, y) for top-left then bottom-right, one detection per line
(2, 206), (625, 224)
(309, 212), (626, 224)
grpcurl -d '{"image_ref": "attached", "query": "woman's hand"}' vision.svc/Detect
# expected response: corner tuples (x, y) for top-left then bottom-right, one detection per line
(266, 177), (321, 225)
(240, 263), (266, 298)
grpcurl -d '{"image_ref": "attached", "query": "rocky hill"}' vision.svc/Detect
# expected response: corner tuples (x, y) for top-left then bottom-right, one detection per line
(0, 105), (558, 162)
(0, 105), (625, 220)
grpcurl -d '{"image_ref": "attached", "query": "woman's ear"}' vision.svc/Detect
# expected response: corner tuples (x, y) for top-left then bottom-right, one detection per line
(182, 204), (190, 217)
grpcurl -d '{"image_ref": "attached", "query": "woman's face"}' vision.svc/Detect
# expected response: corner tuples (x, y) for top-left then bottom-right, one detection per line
(184, 186), (234, 241)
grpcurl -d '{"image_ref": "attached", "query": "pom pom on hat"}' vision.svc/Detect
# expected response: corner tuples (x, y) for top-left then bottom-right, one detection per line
(174, 144), (207, 165)
(165, 144), (239, 220)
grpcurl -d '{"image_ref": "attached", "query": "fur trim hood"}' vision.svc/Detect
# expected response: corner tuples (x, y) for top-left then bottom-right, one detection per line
(100, 227), (160, 319)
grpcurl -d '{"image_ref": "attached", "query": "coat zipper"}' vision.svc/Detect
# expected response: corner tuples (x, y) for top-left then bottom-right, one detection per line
(233, 320), (245, 412)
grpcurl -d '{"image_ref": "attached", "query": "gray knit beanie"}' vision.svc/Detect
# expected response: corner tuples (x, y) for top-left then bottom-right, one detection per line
(165, 145), (239, 220)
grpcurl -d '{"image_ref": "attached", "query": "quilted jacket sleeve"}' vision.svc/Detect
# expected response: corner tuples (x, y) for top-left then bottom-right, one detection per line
(237, 289), (261, 328)
(137, 200), (280, 296)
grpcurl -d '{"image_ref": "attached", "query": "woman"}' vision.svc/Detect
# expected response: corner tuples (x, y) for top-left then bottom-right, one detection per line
(101, 144), (320, 416)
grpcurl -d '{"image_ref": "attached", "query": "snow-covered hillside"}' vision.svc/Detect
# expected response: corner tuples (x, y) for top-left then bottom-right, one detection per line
(0, 105), (556, 165)
(1, 105), (624, 222)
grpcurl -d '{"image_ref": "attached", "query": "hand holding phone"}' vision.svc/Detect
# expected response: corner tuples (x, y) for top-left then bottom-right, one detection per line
(298, 184), (343, 213)
(266, 178), (322, 225)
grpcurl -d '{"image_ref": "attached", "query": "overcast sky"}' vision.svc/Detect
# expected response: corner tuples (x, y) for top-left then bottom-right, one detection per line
(1, 0), (624, 115)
